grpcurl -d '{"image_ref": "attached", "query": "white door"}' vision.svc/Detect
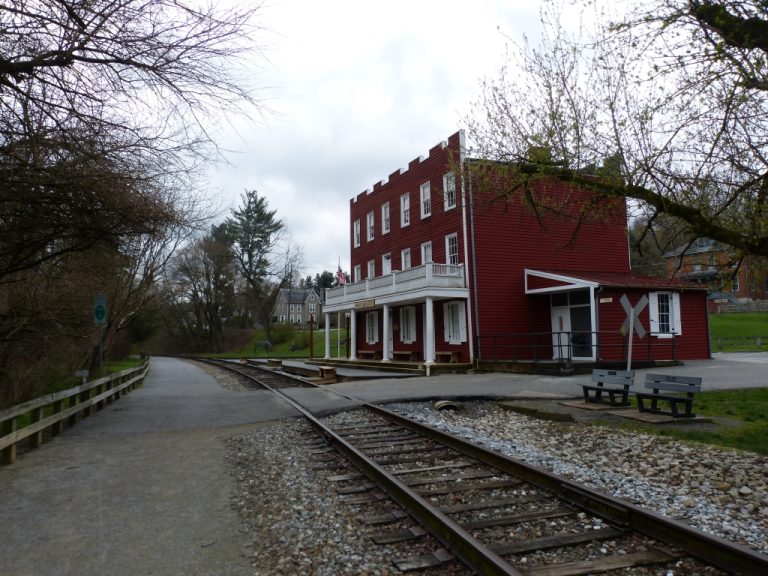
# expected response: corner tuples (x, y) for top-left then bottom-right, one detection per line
(551, 307), (570, 359)
(382, 253), (392, 275)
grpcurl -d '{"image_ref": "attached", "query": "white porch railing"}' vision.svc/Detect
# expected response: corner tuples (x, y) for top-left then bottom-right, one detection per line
(325, 263), (465, 307)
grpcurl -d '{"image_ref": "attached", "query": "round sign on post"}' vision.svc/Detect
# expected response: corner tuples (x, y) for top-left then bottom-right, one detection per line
(93, 295), (108, 326)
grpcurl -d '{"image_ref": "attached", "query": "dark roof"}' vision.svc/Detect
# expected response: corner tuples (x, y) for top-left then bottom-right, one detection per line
(663, 237), (727, 258)
(534, 269), (705, 290)
(279, 288), (317, 304)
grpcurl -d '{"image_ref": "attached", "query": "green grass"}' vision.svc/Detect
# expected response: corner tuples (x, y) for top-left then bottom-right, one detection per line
(208, 327), (349, 359)
(709, 312), (768, 351)
(621, 387), (768, 454)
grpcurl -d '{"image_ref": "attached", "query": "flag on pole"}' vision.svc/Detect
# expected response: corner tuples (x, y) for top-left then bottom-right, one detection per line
(336, 265), (347, 285)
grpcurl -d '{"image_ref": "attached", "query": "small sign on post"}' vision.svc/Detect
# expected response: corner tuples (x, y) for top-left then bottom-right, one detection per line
(93, 295), (108, 327)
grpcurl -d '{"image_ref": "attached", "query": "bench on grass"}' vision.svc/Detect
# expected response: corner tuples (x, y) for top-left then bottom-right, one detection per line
(636, 373), (702, 418)
(582, 369), (634, 406)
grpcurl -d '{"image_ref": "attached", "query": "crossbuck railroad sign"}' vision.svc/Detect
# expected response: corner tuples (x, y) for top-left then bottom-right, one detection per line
(620, 294), (648, 372)
(620, 294), (648, 339)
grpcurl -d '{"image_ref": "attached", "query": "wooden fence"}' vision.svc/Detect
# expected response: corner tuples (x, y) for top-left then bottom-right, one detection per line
(0, 360), (149, 465)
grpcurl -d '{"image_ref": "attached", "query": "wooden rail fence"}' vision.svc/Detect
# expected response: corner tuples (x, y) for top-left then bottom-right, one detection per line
(0, 360), (149, 465)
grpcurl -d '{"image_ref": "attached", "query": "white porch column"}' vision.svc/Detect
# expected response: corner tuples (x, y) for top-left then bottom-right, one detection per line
(323, 313), (331, 359)
(424, 297), (436, 364)
(349, 310), (357, 360)
(382, 304), (390, 361)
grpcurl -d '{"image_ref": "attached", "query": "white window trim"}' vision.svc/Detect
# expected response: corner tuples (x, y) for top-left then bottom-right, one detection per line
(353, 219), (361, 248)
(366, 311), (379, 344)
(382, 202), (390, 235)
(400, 193), (410, 227)
(421, 241), (432, 264)
(382, 253), (392, 275)
(366, 211), (375, 241)
(443, 301), (467, 344)
(445, 233), (459, 265)
(400, 306), (417, 343)
(401, 248), (411, 270)
(443, 172), (456, 211)
(649, 291), (682, 338)
(420, 181), (431, 219)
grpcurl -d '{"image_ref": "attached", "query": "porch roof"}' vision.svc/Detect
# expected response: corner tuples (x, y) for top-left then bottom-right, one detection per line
(525, 269), (704, 294)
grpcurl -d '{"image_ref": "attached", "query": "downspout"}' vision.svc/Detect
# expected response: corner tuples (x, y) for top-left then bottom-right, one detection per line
(467, 157), (482, 367)
(459, 132), (475, 363)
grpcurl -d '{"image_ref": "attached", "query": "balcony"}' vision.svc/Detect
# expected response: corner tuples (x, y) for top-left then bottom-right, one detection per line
(324, 263), (467, 310)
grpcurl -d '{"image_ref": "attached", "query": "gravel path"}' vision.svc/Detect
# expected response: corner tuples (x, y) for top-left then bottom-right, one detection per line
(226, 401), (767, 575)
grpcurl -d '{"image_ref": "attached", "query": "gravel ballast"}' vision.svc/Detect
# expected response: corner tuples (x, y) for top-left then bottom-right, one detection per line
(226, 401), (768, 575)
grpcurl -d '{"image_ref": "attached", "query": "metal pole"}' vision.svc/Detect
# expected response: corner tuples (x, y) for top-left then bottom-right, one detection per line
(626, 314), (634, 372)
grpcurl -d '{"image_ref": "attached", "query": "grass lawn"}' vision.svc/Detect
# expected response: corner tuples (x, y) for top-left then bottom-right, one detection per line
(630, 387), (768, 454)
(709, 312), (768, 351)
(210, 327), (349, 360)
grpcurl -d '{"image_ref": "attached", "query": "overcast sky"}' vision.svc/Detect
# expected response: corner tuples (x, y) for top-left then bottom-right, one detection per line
(206, 0), (548, 278)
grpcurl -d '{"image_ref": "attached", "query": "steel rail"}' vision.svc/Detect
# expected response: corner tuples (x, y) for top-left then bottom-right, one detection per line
(203, 358), (768, 575)
(201, 359), (522, 575)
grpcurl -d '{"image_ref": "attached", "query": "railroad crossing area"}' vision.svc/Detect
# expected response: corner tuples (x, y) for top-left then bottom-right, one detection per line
(0, 354), (766, 575)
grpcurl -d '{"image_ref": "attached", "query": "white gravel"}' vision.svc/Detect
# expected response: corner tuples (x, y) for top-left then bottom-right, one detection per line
(226, 401), (768, 575)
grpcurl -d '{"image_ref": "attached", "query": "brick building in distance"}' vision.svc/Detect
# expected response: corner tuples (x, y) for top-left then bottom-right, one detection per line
(663, 238), (768, 311)
(322, 131), (711, 366)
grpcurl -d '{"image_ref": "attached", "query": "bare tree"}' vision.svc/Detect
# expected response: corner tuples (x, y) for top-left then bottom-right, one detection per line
(0, 0), (265, 280)
(466, 0), (768, 258)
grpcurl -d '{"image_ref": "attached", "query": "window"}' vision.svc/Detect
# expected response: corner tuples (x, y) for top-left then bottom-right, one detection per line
(353, 219), (361, 248)
(420, 181), (431, 218)
(707, 254), (715, 270)
(382, 253), (392, 275)
(443, 301), (467, 344)
(365, 311), (379, 344)
(401, 248), (411, 270)
(445, 233), (459, 265)
(421, 241), (432, 264)
(400, 306), (417, 343)
(732, 275), (740, 293)
(309, 303), (316, 313)
(353, 264), (361, 283)
(649, 292), (682, 337)
(400, 193), (410, 227)
(381, 202), (390, 234)
(367, 211), (375, 241)
(443, 172), (456, 210)
(367, 259), (375, 278)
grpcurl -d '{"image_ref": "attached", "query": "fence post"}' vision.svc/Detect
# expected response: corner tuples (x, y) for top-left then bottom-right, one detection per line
(51, 400), (64, 436)
(757, 337), (763, 348)
(1, 416), (16, 465)
(29, 407), (44, 449)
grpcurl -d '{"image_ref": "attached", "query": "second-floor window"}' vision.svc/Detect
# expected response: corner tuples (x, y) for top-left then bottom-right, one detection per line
(353, 264), (361, 283)
(367, 259), (375, 278)
(309, 303), (316, 313)
(400, 193), (410, 227)
(445, 233), (458, 265)
(382, 202), (390, 234)
(401, 248), (411, 270)
(382, 253), (392, 275)
(353, 219), (361, 248)
(367, 211), (375, 241)
(421, 241), (432, 264)
(443, 172), (456, 210)
(420, 182), (431, 218)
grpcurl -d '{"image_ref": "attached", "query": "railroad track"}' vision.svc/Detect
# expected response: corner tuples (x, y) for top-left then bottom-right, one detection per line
(203, 358), (768, 575)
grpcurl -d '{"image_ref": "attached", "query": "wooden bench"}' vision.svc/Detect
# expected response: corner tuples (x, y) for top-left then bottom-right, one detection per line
(636, 373), (702, 418)
(436, 351), (460, 363)
(392, 350), (417, 362)
(582, 369), (634, 406)
(358, 349), (381, 360)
